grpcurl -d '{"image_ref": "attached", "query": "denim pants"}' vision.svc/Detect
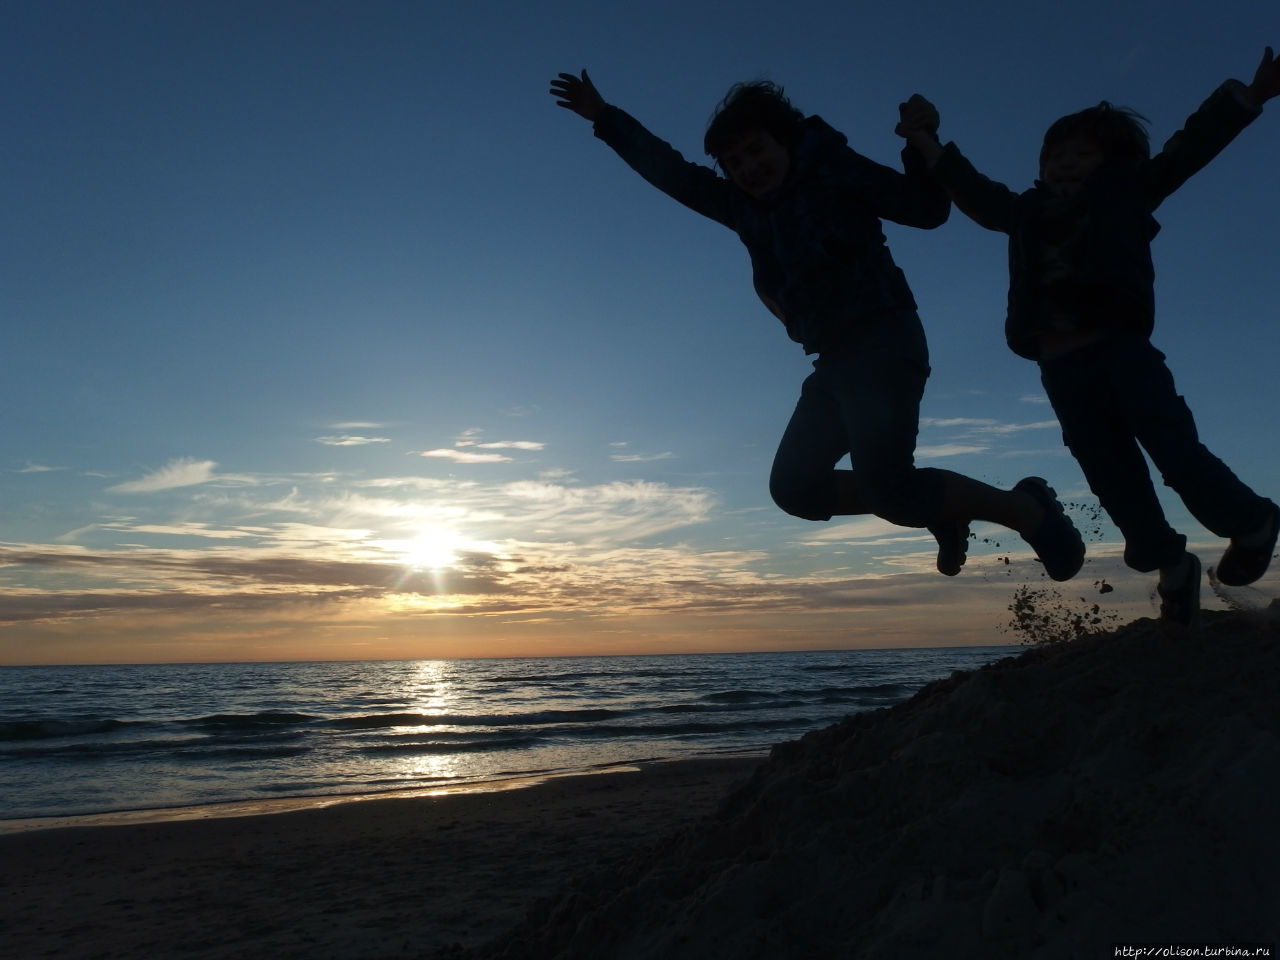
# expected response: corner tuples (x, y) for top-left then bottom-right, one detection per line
(769, 309), (945, 528)
(1039, 334), (1268, 572)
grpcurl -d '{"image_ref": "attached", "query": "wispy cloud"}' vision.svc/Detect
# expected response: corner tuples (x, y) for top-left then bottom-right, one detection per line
(797, 516), (931, 546)
(920, 417), (1058, 435)
(419, 436), (545, 463)
(108, 458), (218, 493)
(916, 443), (989, 458)
(970, 420), (1059, 436)
(16, 463), (60, 474)
(920, 417), (996, 429)
(460, 440), (545, 451)
(315, 435), (391, 446)
(915, 416), (1059, 459)
(420, 449), (513, 463)
(611, 451), (676, 463)
(102, 522), (261, 540)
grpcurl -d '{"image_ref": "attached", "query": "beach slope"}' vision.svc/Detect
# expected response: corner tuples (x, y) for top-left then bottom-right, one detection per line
(483, 610), (1280, 959)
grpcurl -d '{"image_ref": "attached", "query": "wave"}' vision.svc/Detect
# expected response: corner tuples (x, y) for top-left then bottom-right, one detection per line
(179, 711), (317, 732)
(0, 717), (137, 741)
(362, 735), (544, 756)
(482, 667), (692, 686)
(328, 708), (623, 730)
(701, 689), (787, 703)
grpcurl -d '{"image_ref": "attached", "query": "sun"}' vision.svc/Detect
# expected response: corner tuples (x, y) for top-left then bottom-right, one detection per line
(394, 529), (465, 572)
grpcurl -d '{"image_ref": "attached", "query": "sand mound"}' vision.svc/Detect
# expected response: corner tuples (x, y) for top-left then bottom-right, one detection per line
(480, 610), (1280, 959)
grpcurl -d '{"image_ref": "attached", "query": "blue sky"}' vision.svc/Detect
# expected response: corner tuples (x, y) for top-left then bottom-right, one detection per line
(2, 0), (1278, 663)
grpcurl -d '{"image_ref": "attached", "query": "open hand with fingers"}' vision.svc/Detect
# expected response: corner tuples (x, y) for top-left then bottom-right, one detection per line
(1245, 46), (1280, 106)
(550, 70), (606, 122)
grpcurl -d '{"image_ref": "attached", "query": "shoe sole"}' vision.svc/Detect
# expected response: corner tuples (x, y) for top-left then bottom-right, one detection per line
(1015, 477), (1085, 582)
(1216, 502), (1279, 587)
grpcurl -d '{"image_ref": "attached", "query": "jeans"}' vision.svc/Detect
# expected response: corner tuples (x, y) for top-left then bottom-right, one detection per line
(1039, 334), (1267, 572)
(769, 309), (945, 528)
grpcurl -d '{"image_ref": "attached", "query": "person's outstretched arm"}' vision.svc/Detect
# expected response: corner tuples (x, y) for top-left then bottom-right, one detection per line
(549, 69), (739, 228)
(1142, 46), (1279, 209)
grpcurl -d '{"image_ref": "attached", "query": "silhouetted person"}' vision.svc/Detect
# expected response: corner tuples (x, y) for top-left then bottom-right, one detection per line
(550, 70), (1085, 581)
(896, 46), (1280, 625)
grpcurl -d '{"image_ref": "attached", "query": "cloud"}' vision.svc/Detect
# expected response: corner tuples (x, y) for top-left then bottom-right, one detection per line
(465, 441), (545, 451)
(104, 522), (260, 540)
(538, 468), (577, 481)
(16, 463), (60, 474)
(420, 449), (513, 463)
(915, 417), (1060, 458)
(611, 451), (676, 463)
(970, 420), (1059, 436)
(798, 516), (930, 545)
(916, 443), (990, 458)
(920, 417), (997, 429)
(108, 458), (218, 493)
(419, 437), (545, 463)
(500, 479), (715, 543)
(315, 435), (391, 446)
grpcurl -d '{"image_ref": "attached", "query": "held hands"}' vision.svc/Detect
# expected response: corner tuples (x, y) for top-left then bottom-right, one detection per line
(550, 70), (606, 122)
(895, 93), (940, 138)
(1245, 46), (1280, 106)
(895, 93), (943, 166)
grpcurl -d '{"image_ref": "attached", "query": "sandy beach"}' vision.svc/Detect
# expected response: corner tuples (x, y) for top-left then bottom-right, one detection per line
(0, 757), (761, 960)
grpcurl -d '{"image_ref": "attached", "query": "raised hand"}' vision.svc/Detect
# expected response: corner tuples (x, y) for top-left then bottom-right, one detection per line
(550, 70), (606, 122)
(1245, 46), (1280, 106)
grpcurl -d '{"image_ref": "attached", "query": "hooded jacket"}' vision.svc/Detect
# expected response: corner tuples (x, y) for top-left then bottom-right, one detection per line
(593, 107), (950, 354)
(929, 80), (1261, 360)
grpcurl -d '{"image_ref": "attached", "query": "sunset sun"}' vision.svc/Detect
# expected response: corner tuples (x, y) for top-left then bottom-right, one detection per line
(396, 530), (465, 571)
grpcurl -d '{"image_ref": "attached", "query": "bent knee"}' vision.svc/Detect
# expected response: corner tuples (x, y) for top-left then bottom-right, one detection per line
(769, 475), (832, 522)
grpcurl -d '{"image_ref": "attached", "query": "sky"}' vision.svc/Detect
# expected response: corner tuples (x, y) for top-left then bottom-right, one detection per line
(3, 0), (1279, 665)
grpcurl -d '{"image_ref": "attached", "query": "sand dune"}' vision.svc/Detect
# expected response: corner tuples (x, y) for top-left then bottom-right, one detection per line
(483, 610), (1280, 959)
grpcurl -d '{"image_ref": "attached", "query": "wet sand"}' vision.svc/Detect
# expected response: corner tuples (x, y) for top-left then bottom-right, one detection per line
(0, 757), (761, 960)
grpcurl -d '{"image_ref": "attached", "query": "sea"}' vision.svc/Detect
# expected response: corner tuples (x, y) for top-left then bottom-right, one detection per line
(0, 646), (1017, 822)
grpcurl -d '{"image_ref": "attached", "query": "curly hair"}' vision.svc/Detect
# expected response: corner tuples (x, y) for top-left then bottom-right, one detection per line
(703, 80), (806, 159)
(1040, 101), (1150, 174)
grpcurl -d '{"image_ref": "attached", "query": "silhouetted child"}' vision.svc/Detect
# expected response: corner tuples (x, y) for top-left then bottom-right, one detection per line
(550, 70), (1084, 580)
(896, 47), (1280, 624)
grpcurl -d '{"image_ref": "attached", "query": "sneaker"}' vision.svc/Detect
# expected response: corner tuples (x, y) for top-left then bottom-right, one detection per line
(1015, 477), (1085, 581)
(928, 519), (970, 576)
(1158, 552), (1201, 627)
(1216, 501), (1279, 587)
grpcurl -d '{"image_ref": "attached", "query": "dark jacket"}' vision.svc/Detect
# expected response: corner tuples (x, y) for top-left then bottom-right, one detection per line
(930, 81), (1261, 360)
(593, 107), (950, 354)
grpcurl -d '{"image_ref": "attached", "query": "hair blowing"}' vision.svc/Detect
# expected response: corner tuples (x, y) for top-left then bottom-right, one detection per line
(1040, 101), (1151, 173)
(704, 81), (806, 158)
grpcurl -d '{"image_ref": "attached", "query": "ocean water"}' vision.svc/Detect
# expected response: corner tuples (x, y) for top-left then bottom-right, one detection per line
(0, 646), (1016, 821)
